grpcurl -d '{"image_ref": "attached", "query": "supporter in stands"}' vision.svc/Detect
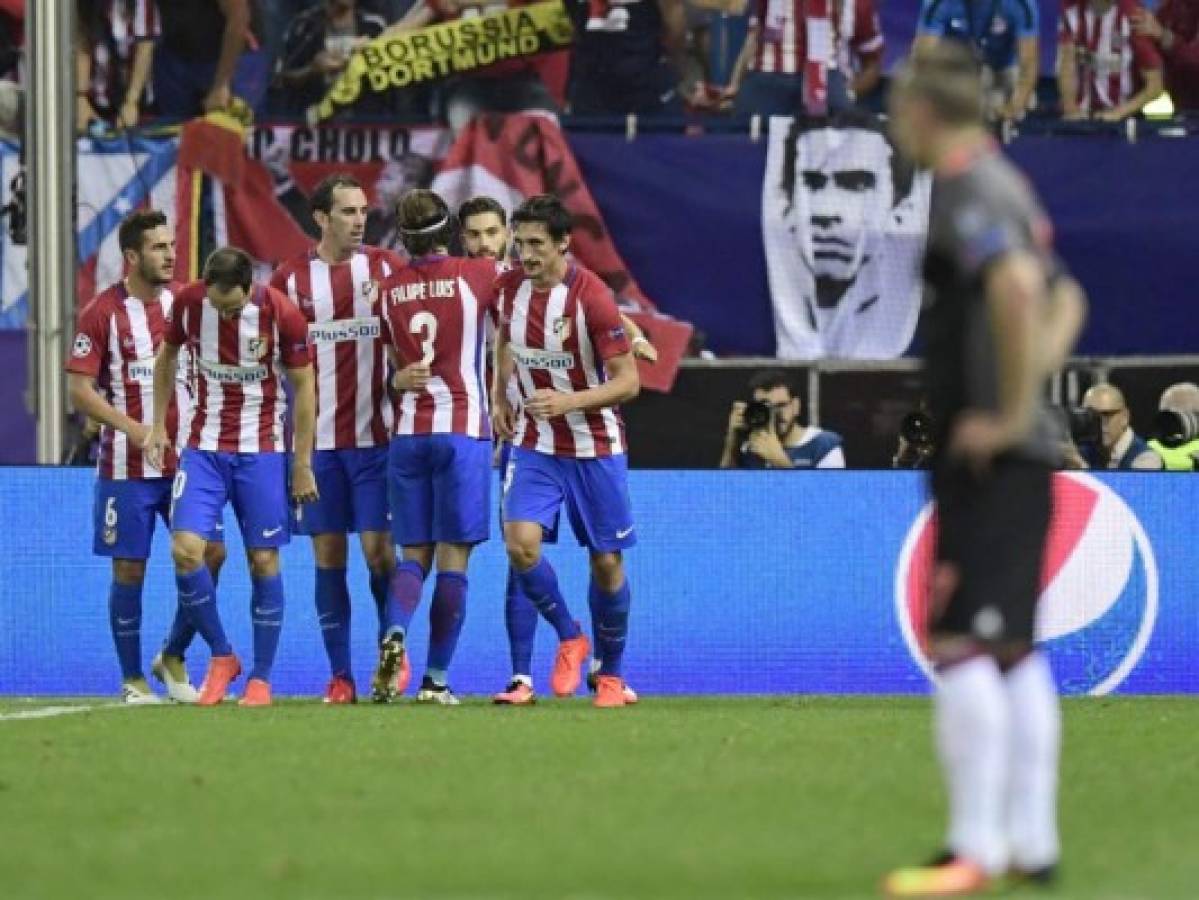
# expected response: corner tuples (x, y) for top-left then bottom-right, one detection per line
(720, 370), (845, 469)
(1058, 0), (1164, 121)
(1148, 381), (1199, 469)
(75, 0), (158, 132)
(153, 0), (270, 119)
(567, 0), (691, 115)
(1133, 0), (1199, 110)
(274, 0), (388, 116)
(725, 0), (880, 115)
(913, 0), (1040, 121)
(1077, 384), (1163, 469)
(385, 0), (568, 132)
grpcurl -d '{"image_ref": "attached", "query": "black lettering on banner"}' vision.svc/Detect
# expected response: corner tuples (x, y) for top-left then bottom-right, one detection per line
(344, 130), (367, 163)
(292, 127), (314, 162)
(318, 128), (340, 161)
(252, 127), (275, 159)
(388, 129), (411, 159)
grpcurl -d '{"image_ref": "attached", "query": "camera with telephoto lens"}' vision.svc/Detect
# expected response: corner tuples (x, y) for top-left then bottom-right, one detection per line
(1062, 407), (1102, 447)
(1152, 410), (1199, 448)
(742, 399), (774, 433)
(894, 409), (936, 469)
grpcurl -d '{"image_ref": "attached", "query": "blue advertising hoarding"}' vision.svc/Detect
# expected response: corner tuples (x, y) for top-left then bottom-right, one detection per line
(0, 468), (1193, 696)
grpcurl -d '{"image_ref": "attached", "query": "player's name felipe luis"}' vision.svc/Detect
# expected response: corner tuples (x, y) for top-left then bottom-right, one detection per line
(385, 279), (459, 304)
(311, 1), (573, 120)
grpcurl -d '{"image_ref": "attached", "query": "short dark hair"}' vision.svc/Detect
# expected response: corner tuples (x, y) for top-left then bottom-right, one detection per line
(511, 194), (572, 241)
(780, 110), (916, 212)
(118, 209), (168, 254)
(310, 173), (364, 216)
(396, 189), (455, 256)
(458, 195), (507, 227)
(749, 369), (796, 397)
(203, 246), (254, 293)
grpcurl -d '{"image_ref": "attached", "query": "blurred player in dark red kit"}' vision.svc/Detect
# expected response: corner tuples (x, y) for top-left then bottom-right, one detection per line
(882, 44), (1087, 897)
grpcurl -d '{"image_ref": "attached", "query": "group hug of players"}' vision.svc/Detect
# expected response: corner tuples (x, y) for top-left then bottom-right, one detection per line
(67, 180), (658, 709)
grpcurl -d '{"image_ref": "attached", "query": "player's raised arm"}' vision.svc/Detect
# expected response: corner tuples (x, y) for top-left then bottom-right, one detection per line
(145, 337), (181, 471)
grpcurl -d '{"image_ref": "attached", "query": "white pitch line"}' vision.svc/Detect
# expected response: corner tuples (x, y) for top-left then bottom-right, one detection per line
(0, 702), (125, 722)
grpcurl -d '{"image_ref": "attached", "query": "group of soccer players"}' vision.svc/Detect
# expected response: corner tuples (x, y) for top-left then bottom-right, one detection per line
(68, 180), (655, 711)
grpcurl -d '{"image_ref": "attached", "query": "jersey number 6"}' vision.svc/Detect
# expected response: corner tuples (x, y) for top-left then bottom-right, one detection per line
(410, 312), (438, 366)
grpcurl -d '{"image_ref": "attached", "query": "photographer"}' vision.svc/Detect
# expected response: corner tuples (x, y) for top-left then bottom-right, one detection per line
(720, 370), (845, 469)
(1148, 382), (1199, 470)
(892, 405), (936, 469)
(1075, 384), (1162, 470)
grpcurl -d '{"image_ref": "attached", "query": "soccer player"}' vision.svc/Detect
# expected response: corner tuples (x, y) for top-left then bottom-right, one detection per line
(458, 196), (651, 706)
(271, 174), (405, 705)
(491, 194), (641, 709)
(371, 189), (499, 705)
(882, 45), (1086, 896)
(66, 209), (224, 704)
(146, 247), (319, 708)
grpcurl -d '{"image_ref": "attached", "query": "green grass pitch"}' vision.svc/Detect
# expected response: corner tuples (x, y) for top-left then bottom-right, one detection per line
(0, 697), (1195, 899)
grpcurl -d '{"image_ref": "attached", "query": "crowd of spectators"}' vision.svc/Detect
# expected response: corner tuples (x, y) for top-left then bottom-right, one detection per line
(0, 0), (1168, 135)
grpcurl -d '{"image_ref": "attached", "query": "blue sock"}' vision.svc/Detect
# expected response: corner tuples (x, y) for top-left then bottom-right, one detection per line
(590, 578), (631, 677)
(316, 567), (351, 679)
(176, 566), (231, 657)
(164, 561), (218, 657)
(250, 574), (286, 682)
(109, 580), (144, 680)
(369, 569), (391, 644)
(515, 557), (581, 641)
(505, 567), (538, 677)
(426, 572), (468, 680)
(383, 559), (426, 639)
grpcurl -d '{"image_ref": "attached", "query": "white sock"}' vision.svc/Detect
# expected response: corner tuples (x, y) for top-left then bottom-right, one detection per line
(1004, 652), (1061, 870)
(935, 654), (1010, 875)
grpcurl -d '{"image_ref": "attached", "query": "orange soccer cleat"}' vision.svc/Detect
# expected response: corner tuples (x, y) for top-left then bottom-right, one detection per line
(550, 630), (590, 697)
(238, 678), (272, 707)
(323, 676), (357, 705)
(394, 652), (412, 697)
(492, 678), (536, 705)
(593, 675), (628, 708)
(197, 654), (241, 706)
(882, 856), (991, 897)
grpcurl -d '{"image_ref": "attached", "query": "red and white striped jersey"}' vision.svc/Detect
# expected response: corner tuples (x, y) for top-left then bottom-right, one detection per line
(749, 0), (879, 76)
(1059, 0), (1162, 112)
(271, 246), (403, 450)
(165, 280), (313, 453)
(66, 282), (188, 480)
(85, 0), (159, 112)
(497, 264), (631, 459)
(378, 255), (499, 439)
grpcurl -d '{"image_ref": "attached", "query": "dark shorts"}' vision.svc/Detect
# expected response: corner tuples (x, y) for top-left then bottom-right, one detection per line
(929, 459), (1052, 645)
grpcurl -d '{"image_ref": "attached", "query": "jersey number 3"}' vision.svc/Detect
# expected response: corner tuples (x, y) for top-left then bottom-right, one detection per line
(410, 311), (437, 365)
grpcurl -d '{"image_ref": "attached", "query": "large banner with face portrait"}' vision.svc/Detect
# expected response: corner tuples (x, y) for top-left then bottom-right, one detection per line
(762, 112), (932, 359)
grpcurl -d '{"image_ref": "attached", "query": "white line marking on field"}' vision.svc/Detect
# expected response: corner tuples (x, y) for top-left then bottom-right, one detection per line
(0, 703), (124, 722)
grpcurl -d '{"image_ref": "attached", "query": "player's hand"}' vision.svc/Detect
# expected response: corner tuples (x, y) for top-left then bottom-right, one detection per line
(76, 96), (99, 134)
(632, 338), (658, 364)
(393, 363), (431, 392)
(491, 396), (516, 441)
(117, 98), (140, 130)
(290, 461), (319, 505)
(126, 422), (150, 449)
(143, 426), (170, 471)
(202, 83), (232, 114)
(747, 428), (792, 468)
(727, 401), (747, 435)
(948, 412), (1012, 473)
(1132, 9), (1163, 39)
(526, 389), (575, 420)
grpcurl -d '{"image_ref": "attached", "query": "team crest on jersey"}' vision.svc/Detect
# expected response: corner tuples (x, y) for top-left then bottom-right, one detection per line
(362, 280), (380, 305)
(246, 337), (268, 360)
(552, 317), (572, 343)
(72, 334), (93, 358)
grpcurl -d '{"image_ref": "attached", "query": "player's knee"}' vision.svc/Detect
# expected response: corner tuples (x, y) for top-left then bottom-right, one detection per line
(171, 535), (205, 572)
(112, 558), (147, 585)
(505, 539), (540, 572)
(314, 533), (349, 569)
(204, 542), (227, 573)
(247, 549), (280, 578)
(361, 536), (395, 574)
(590, 553), (624, 592)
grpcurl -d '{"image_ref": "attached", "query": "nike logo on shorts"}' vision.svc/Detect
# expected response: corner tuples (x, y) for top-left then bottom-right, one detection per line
(117, 617), (138, 626)
(262, 526), (283, 538)
(616, 526), (634, 539)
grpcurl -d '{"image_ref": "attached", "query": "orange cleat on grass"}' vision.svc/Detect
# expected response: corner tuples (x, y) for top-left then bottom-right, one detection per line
(238, 678), (272, 707)
(394, 652), (412, 696)
(323, 676), (356, 704)
(550, 630), (590, 697)
(492, 679), (536, 705)
(882, 857), (991, 897)
(197, 654), (241, 706)
(593, 675), (628, 708)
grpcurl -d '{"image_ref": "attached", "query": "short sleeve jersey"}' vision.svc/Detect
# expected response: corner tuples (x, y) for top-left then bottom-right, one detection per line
(917, 0), (1039, 72)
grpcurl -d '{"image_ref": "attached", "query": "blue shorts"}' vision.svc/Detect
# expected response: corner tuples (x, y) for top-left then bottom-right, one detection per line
(389, 434), (491, 547)
(293, 447), (390, 536)
(93, 477), (224, 559)
(172, 449), (290, 549)
(497, 441), (558, 543)
(502, 447), (636, 552)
